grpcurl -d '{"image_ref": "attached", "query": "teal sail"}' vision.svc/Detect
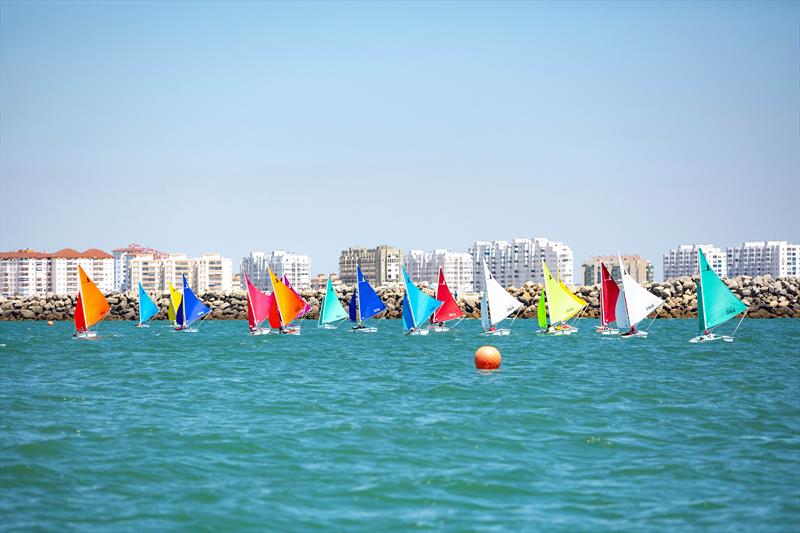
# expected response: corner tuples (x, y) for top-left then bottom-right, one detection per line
(137, 282), (159, 325)
(319, 276), (348, 325)
(697, 248), (747, 334)
(401, 267), (442, 332)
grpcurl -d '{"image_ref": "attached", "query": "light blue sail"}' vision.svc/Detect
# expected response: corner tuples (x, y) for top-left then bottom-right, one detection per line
(320, 276), (348, 325)
(401, 267), (443, 332)
(137, 282), (159, 325)
(353, 266), (386, 322)
(181, 274), (211, 327)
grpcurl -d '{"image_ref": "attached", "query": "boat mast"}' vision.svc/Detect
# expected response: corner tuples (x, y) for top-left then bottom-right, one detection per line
(698, 250), (707, 332)
(599, 263), (605, 327)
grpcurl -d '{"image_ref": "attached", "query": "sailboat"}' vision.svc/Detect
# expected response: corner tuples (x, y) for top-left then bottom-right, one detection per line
(167, 281), (183, 328)
(401, 267), (442, 336)
(268, 268), (307, 335)
(175, 274), (210, 332)
(538, 260), (587, 335)
(318, 275), (348, 329)
(136, 282), (159, 328)
(282, 274), (311, 319)
(428, 267), (464, 332)
(349, 265), (386, 332)
(73, 265), (110, 339)
(595, 263), (620, 335)
(244, 272), (274, 335)
(615, 253), (664, 338)
(480, 260), (523, 336)
(690, 248), (748, 343)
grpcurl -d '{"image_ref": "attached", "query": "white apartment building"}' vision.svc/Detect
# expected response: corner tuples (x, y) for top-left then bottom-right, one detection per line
(0, 248), (114, 296)
(128, 253), (233, 294)
(469, 238), (575, 292)
(726, 241), (799, 278)
(240, 251), (311, 291)
(663, 244), (726, 280)
(404, 249), (474, 294)
(112, 243), (167, 292)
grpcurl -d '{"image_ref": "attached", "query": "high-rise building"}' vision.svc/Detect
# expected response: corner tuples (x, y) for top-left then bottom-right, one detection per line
(404, 249), (474, 294)
(582, 255), (654, 285)
(240, 251), (310, 291)
(128, 253), (233, 294)
(196, 253), (234, 293)
(663, 244), (726, 280)
(112, 243), (167, 292)
(338, 245), (403, 286)
(0, 248), (114, 296)
(469, 238), (574, 292)
(726, 241), (799, 278)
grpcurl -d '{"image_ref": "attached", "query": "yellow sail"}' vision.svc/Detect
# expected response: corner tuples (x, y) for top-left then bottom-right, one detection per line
(269, 268), (306, 326)
(168, 281), (182, 325)
(542, 260), (586, 324)
(78, 265), (110, 329)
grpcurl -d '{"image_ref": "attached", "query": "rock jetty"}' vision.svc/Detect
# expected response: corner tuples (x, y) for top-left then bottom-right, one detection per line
(1, 276), (798, 322)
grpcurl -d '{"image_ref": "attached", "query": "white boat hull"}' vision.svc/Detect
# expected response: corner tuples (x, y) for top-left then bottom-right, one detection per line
(596, 327), (618, 335)
(482, 328), (510, 336)
(250, 328), (270, 336)
(135, 323), (150, 328)
(539, 327), (576, 336)
(73, 331), (97, 339)
(318, 324), (337, 330)
(428, 325), (450, 333)
(689, 333), (734, 343)
(620, 330), (648, 338)
(175, 327), (198, 333)
(407, 328), (429, 336)
(351, 326), (377, 333)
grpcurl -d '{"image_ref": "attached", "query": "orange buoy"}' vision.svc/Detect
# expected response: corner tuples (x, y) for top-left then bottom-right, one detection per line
(47, 320), (54, 326)
(475, 345), (501, 370)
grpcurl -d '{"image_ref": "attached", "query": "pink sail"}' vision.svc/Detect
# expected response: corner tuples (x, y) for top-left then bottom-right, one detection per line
(282, 274), (311, 317)
(244, 273), (273, 331)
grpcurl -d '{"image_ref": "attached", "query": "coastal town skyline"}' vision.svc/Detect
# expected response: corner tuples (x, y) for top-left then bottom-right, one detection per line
(2, 2), (798, 286)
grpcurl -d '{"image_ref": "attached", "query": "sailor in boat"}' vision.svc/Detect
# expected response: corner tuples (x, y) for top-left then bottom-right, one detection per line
(620, 325), (636, 337)
(352, 323), (366, 331)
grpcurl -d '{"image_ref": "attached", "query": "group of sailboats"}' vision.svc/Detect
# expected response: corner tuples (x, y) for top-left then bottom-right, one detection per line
(75, 247), (749, 343)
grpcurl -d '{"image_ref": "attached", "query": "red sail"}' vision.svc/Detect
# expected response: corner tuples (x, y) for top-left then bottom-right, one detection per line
(74, 293), (87, 333)
(600, 263), (620, 326)
(431, 268), (464, 323)
(245, 273), (273, 331)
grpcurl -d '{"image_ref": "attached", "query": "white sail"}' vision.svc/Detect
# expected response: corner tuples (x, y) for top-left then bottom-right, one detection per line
(482, 261), (523, 326)
(618, 254), (664, 328)
(615, 287), (630, 330)
(480, 290), (489, 330)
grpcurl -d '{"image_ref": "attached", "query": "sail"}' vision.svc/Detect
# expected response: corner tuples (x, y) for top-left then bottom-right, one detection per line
(537, 291), (548, 329)
(483, 261), (523, 325)
(320, 276), (348, 325)
(348, 291), (358, 322)
(245, 273), (272, 330)
(168, 282), (182, 325)
(696, 280), (706, 334)
(138, 282), (159, 324)
(181, 274), (210, 326)
(356, 266), (386, 321)
(431, 267), (463, 323)
(267, 293), (282, 329)
(401, 267), (442, 331)
(615, 287), (631, 330)
(78, 266), (110, 329)
(480, 290), (489, 331)
(74, 293), (86, 332)
(617, 254), (663, 329)
(600, 263), (619, 327)
(698, 248), (747, 332)
(282, 275), (311, 317)
(542, 260), (585, 324)
(269, 268), (307, 326)
(402, 294), (414, 332)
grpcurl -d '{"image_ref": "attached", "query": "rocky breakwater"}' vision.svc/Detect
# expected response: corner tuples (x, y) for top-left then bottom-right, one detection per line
(1, 276), (798, 322)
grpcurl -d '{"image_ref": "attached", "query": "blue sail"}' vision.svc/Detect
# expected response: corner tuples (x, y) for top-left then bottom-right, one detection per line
(182, 275), (211, 326)
(356, 266), (386, 321)
(402, 267), (443, 330)
(138, 282), (159, 324)
(349, 291), (358, 322)
(402, 294), (414, 332)
(176, 301), (185, 326)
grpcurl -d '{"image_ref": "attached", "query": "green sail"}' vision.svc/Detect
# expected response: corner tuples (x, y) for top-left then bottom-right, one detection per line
(320, 276), (348, 325)
(537, 291), (548, 329)
(697, 248), (747, 333)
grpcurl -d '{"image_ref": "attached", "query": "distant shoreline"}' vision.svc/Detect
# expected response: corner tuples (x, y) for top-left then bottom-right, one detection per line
(1, 276), (797, 321)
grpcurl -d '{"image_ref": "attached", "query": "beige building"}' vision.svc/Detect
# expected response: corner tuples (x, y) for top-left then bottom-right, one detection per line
(0, 248), (114, 296)
(582, 255), (654, 286)
(128, 253), (233, 294)
(339, 245), (403, 286)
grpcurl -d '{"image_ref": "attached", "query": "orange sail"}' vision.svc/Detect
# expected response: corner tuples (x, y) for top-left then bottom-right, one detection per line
(78, 265), (110, 329)
(269, 268), (307, 326)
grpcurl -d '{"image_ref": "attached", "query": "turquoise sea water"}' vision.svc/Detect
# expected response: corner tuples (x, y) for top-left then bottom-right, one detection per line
(1, 319), (799, 532)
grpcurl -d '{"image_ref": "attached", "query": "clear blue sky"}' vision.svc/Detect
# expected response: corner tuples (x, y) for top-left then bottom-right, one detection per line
(1, 1), (798, 279)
